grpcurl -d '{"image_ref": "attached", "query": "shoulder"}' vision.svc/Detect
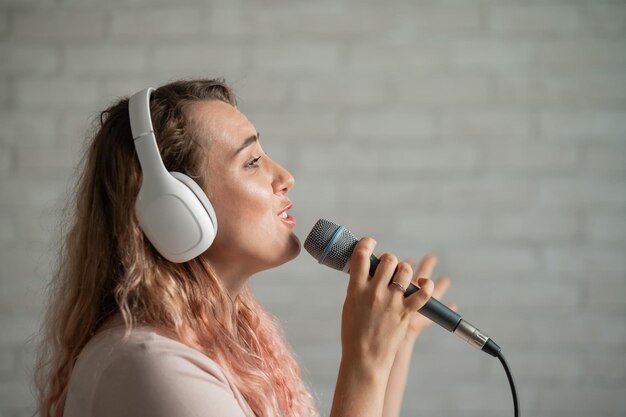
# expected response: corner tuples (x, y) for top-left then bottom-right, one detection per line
(99, 326), (229, 383)
(72, 326), (253, 417)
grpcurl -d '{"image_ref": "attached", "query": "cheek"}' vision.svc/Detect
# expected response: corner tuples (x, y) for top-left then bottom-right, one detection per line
(212, 183), (270, 232)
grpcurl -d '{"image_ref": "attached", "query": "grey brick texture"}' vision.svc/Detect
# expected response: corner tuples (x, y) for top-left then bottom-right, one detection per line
(1, 0), (625, 416)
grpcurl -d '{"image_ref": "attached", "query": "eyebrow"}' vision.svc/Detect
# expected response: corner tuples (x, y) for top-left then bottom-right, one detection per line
(233, 132), (260, 158)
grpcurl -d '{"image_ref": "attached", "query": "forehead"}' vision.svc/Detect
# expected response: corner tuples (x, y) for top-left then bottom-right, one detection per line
(187, 100), (255, 152)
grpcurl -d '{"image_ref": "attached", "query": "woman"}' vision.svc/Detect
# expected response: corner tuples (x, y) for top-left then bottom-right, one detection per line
(34, 78), (454, 417)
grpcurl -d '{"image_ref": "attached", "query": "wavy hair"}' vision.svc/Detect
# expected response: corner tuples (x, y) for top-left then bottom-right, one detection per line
(34, 78), (318, 417)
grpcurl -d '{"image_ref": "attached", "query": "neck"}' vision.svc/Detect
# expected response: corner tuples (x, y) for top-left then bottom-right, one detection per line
(206, 256), (253, 301)
(223, 275), (249, 302)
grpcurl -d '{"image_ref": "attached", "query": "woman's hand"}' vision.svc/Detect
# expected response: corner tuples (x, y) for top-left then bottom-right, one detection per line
(330, 238), (435, 417)
(340, 237), (435, 378)
(401, 255), (457, 342)
(379, 255), (455, 417)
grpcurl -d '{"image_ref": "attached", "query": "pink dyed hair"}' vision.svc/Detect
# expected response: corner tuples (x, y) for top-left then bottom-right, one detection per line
(34, 79), (319, 417)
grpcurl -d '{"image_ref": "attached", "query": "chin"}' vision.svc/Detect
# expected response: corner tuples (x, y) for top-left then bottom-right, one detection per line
(284, 233), (302, 261)
(274, 233), (301, 266)
(256, 240), (301, 273)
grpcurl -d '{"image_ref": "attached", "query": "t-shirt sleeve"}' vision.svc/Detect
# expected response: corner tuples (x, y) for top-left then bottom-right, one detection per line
(91, 339), (251, 417)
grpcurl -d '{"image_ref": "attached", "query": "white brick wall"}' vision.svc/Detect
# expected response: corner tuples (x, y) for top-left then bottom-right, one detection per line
(1, 1), (625, 416)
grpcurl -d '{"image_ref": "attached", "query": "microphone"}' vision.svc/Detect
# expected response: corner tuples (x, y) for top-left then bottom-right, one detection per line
(304, 219), (501, 357)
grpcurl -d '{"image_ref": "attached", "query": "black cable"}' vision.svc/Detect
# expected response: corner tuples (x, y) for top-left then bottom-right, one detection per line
(497, 351), (519, 417)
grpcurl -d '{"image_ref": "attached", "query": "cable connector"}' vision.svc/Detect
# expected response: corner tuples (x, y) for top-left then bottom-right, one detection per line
(453, 319), (501, 357)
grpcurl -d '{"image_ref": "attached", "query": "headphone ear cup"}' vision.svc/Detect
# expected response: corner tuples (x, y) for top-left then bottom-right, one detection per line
(135, 171), (217, 263)
(169, 171), (218, 235)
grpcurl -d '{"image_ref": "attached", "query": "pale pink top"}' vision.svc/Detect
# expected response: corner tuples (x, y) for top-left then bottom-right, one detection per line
(63, 321), (256, 417)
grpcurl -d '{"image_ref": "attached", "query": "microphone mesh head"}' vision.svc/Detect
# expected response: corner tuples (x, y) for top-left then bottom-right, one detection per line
(304, 219), (358, 272)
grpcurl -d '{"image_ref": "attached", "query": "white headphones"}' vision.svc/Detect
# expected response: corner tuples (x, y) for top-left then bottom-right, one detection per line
(128, 87), (218, 263)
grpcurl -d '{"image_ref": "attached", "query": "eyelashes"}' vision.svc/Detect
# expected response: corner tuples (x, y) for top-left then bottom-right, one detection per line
(246, 156), (262, 168)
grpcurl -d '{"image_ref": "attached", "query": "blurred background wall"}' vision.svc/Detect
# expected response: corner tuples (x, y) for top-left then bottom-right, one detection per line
(1, 0), (625, 416)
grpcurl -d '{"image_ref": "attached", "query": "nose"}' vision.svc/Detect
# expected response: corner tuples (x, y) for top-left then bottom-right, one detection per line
(272, 159), (295, 194)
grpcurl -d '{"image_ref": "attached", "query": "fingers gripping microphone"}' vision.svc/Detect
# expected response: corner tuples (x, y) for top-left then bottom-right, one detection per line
(304, 219), (501, 357)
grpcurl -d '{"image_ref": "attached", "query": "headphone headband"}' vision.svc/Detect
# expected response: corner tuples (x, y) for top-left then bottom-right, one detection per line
(129, 87), (156, 139)
(129, 88), (169, 184)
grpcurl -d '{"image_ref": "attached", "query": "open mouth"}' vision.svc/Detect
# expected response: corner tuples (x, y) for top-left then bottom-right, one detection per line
(277, 203), (296, 226)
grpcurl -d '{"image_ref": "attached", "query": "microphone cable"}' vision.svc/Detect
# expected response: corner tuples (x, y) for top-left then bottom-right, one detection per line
(497, 351), (519, 417)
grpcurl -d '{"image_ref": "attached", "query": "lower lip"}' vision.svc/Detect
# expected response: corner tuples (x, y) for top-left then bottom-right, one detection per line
(279, 213), (296, 227)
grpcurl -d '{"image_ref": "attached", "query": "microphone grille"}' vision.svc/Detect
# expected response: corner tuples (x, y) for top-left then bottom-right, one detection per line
(304, 219), (358, 272)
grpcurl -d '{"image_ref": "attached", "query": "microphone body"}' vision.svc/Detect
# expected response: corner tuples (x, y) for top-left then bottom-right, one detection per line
(304, 219), (501, 357)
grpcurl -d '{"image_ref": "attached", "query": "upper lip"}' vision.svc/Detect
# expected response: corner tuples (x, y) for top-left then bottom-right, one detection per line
(277, 201), (293, 216)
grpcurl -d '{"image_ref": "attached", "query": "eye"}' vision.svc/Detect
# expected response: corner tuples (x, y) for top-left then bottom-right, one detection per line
(246, 156), (262, 168)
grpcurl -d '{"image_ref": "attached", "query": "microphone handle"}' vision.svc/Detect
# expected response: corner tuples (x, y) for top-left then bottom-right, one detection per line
(368, 254), (501, 357)
(369, 254), (460, 332)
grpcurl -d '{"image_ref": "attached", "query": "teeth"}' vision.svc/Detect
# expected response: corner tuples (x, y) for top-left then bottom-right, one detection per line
(279, 211), (288, 219)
